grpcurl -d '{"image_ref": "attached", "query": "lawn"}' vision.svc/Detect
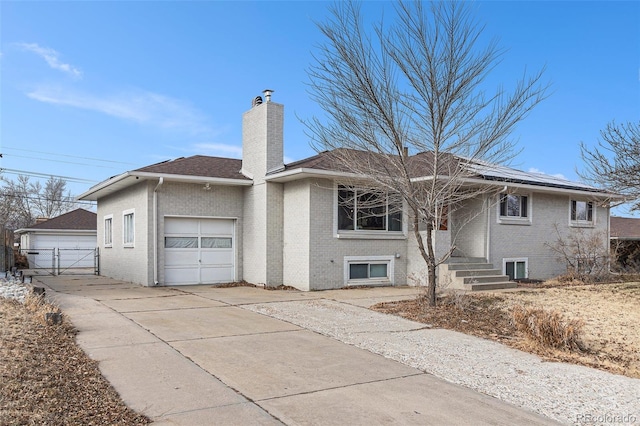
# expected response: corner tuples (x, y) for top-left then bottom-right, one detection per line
(372, 281), (640, 379)
(0, 295), (150, 425)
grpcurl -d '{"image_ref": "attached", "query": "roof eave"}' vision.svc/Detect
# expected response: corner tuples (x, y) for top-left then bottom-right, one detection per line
(460, 176), (620, 198)
(132, 171), (253, 186)
(15, 228), (97, 234)
(265, 168), (362, 182)
(78, 171), (253, 201)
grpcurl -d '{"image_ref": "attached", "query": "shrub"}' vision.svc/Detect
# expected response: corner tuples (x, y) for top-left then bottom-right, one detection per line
(511, 304), (586, 352)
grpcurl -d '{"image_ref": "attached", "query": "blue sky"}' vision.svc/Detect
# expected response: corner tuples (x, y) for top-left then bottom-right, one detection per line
(1, 1), (638, 214)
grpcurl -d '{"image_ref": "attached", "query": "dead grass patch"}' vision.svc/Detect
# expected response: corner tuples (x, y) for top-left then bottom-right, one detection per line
(0, 294), (150, 425)
(372, 281), (640, 379)
(511, 304), (586, 351)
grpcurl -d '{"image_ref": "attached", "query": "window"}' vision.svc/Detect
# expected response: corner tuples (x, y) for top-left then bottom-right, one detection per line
(104, 215), (113, 247)
(571, 200), (594, 225)
(438, 205), (449, 231)
(349, 263), (388, 279)
(504, 258), (527, 280)
(165, 237), (232, 249)
(123, 210), (135, 246)
(344, 255), (394, 285)
(337, 186), (402, 232)
(499, 194), (528, 218)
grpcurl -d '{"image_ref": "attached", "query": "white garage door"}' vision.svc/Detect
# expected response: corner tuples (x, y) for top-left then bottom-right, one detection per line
(30, 234), (96, 269)
(164, 218), (235, 285)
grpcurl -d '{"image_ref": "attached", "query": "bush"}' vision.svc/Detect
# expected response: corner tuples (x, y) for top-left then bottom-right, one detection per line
(511, 304), (586, 352)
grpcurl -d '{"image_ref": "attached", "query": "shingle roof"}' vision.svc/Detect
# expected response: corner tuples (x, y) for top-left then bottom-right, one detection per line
(277, 149), (602, 193)
(279, 149), (456, 177)
(611, 217), (640, 239)
(135, 155), (249, 180)
(30, 208), (97, 230)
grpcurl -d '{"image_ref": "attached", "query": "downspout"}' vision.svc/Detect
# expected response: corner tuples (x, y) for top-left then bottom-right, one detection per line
(487, 186), (508, 263)
(486, 194), (491, 263)
(153, 177), (164, 285)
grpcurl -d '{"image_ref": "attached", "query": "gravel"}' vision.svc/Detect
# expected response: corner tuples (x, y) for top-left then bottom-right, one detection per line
(0, 276), (30, 302)
(244, 299), (640, 426)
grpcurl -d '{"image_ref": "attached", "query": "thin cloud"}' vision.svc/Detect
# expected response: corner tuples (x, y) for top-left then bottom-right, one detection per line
(16, 43), (82, 77)
(27, 86), (214, 135)
(528, 167), (567, 180)
(193, 143), (243, 158)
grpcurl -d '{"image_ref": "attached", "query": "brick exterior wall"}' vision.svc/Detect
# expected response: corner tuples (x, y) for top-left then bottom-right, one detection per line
(488, 191), (609, 280)
(97, 181), (152, 285)
(306, 179), (408, 290)
(156, 182), (244, 284)
(283, 179), (311, 289)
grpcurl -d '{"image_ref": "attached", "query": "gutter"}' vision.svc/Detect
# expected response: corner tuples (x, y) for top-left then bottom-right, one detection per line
(153, 177), (164, 286)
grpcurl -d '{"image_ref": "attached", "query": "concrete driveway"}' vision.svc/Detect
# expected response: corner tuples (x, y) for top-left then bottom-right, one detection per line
(36, 275), (557, 425)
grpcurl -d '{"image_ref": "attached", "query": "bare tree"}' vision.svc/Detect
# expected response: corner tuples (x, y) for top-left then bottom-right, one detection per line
(545, 224), (611, 282)
(580, 121), (640, 210)
(0, 175), (77, 229)
(305, 1), (548, 306)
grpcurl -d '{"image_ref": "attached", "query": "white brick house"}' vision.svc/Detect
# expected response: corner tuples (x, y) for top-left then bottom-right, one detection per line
(78, 92), (615, 290)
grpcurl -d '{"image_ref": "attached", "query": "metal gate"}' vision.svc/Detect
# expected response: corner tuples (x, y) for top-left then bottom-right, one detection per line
(20, 248), (100, 276)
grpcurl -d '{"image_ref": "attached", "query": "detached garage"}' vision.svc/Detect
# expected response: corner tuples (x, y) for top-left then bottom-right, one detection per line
(15, 208), (97, 273)
(164, 217), (236, 285)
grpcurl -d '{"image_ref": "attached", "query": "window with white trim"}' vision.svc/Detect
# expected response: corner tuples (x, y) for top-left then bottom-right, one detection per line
(499, 194), (528, 219)
(123, 209), (135, 247)
(504, 258), (527, 280)
(570, 200), (594, 226)
(337, 186), (402, 232)
(344, 255), (394, 285)
(104, 215), (113, 247)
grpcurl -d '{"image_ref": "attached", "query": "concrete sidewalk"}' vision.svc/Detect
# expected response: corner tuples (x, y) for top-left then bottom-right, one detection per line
(36, 275), (557, 425)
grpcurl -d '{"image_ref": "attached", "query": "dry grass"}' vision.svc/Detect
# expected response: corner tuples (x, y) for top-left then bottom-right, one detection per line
(373, 281), (640, 379)
(0, 294), (150, 425)
(511, 304), (586, 351)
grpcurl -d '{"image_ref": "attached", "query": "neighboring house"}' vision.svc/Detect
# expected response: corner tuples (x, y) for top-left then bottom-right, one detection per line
(78, 92), (614, 291)
(610, 216), (640, 271)
(15, 208), (97, 272)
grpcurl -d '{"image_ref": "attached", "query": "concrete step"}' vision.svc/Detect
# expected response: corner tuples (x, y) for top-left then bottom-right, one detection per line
(453, 269), (502, 277)
(464, 281), (518, 291)
(447, 263), (495, 271)
(448, 257), (486, 264)
(462, 275), (511, 284)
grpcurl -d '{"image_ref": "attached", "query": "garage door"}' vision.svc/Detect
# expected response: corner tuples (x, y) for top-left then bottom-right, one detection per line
(30, 234), (96, 269)
(164, 218), (235, 285)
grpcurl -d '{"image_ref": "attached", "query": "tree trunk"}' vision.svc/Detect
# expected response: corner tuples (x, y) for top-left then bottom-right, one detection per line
(412, 210), (438, 306)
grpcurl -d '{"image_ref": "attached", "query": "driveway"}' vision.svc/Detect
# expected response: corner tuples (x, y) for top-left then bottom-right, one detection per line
(36, 275), (557, 425)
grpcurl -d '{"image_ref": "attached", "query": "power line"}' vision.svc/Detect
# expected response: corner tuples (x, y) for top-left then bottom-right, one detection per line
(0, 168), (98, 184)
(2, 153), (124, 170)
(0, 192), (95, 205)
(2, 146), (138, 166)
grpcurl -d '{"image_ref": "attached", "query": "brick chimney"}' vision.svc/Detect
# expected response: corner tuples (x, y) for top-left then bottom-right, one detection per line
(241, 89), (284, 181)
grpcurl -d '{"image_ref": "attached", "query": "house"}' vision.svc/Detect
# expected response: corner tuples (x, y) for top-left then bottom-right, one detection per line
(15, 208), (97, 273)
(78, 92), (614, 290)
(610, 216), (640, 271)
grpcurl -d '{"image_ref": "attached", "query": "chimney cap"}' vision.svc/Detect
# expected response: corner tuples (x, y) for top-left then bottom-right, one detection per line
(263, 89), (274, 102)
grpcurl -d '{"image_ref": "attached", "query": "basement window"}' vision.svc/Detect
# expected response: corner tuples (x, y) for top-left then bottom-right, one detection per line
(344, 255), (394, 286)
(504, 258), (527, 280)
